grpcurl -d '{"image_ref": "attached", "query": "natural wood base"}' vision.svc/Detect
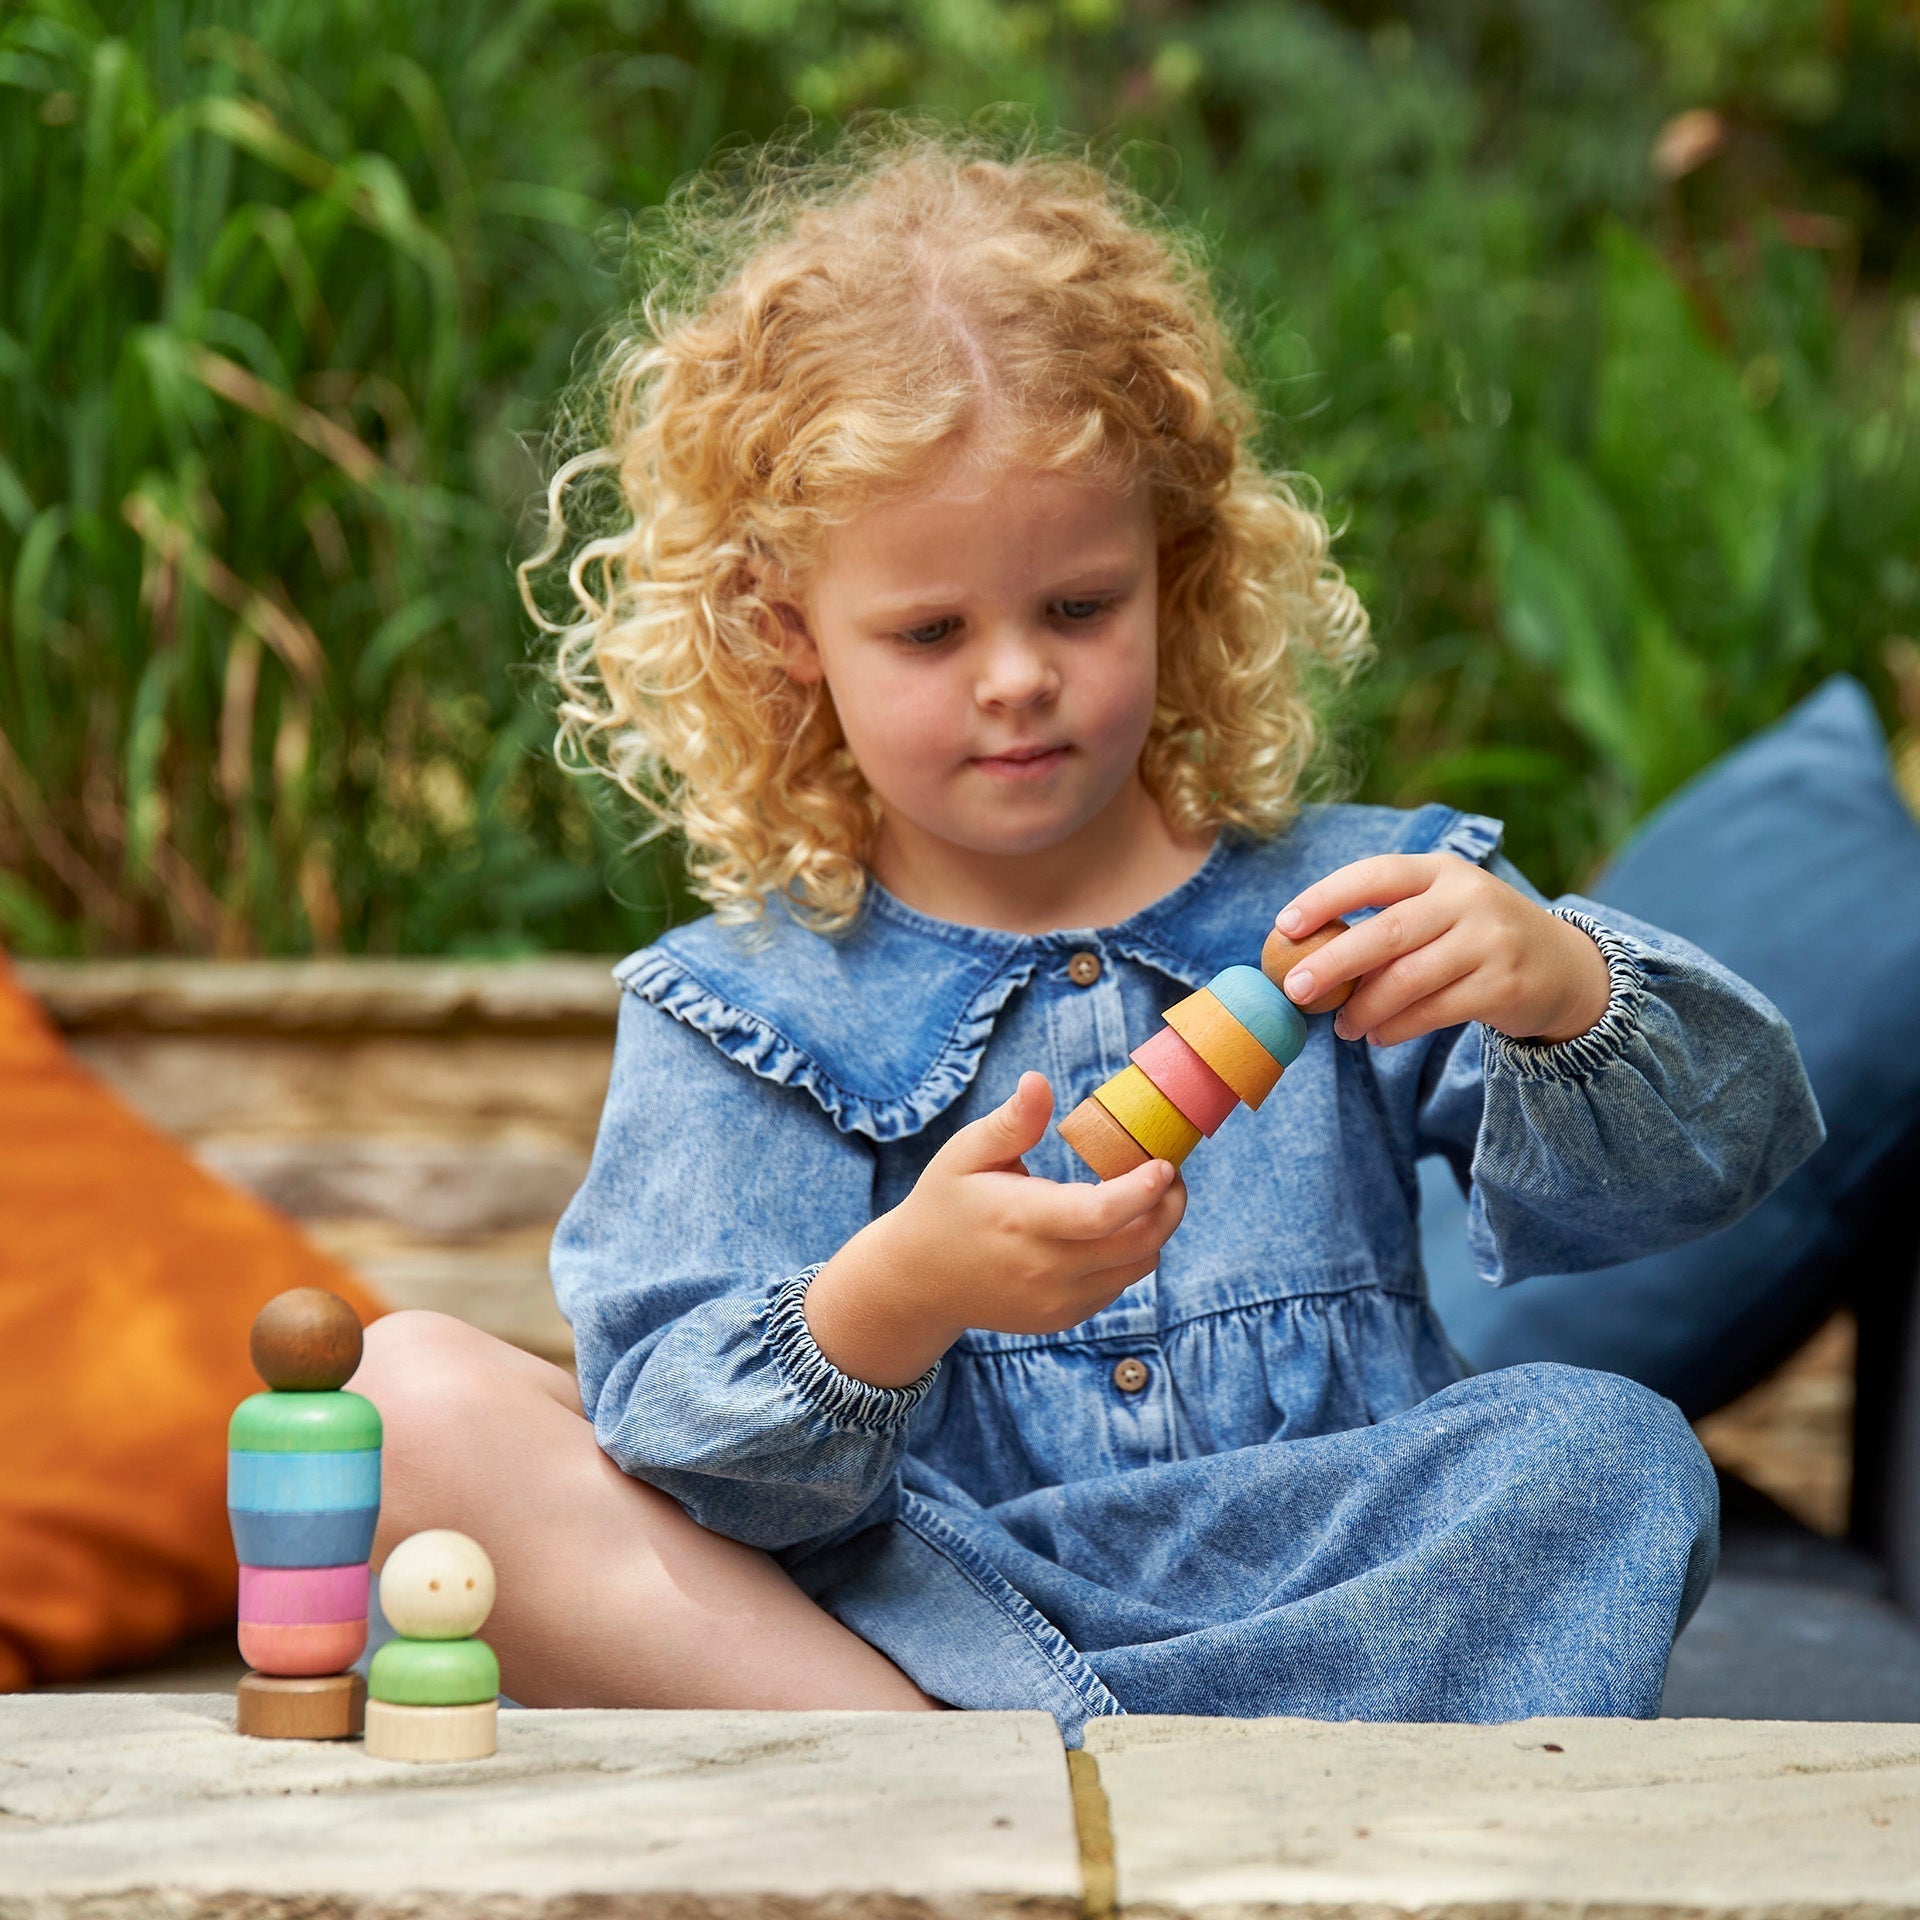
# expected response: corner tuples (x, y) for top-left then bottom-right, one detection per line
(364, 1696), (497, 1762)
(236, 1669), (366, 1739)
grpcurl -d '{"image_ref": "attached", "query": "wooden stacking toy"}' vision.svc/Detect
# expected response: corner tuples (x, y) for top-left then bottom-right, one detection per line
(1060, 917), (1355, 1179)
(229, 1287), (379, 1740)
(364, 1529), (501, 1762)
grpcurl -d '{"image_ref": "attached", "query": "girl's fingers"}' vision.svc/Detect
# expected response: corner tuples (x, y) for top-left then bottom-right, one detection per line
(1353, 970), (1490, 1048)
(1334, 927), (1477, 1040)
(1274, 855), (1442, 943)
(1049, 1157), (1178, 1239)
(939, 1070), (1054, 1175)
(1281, 888), (1454, 1007)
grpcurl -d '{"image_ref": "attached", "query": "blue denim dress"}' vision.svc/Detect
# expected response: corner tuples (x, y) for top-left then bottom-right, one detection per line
(551, 802), (1824, 1741)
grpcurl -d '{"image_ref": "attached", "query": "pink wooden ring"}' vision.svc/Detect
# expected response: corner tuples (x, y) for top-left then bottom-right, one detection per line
(238, 1616), (369, 1677)
(1130, 1026), (1238, 1136)
(238, 1561), (370, 1625)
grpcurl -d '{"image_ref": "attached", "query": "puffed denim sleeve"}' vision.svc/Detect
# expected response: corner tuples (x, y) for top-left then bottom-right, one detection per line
(1403, 851), (1825, 1287)
(550, 989), (936, 1552)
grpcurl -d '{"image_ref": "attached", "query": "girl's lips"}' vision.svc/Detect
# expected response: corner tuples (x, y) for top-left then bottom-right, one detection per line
(972, 744), (1071, 777)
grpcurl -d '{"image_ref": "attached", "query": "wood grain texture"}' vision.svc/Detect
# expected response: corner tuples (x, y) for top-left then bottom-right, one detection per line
(235, 1669), (365, 1739)
(1091, 1066), (1201, 1165)
(1128, 1027), (1238, 1137)
(1162, 991), (1285, 1109)
(237, 1616), (369, 1676)
(1058, 1096), (1152, 1181)
(1261, 917), (1355, 1014)
(363, 1696), (498, 1763)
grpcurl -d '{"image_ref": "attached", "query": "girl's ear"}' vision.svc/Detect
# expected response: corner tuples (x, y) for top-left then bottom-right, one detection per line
(769, 597), (825, 686)
(754, 556), (825, 685)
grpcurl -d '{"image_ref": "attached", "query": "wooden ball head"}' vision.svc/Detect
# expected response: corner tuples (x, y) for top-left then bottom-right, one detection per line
(250, 1287), (364, 1391)
(1260, 920), (1355, 1016)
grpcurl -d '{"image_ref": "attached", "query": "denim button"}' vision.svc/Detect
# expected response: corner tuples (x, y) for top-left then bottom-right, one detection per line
(1068, 951), (1102, 987)
(1112, 1357), (1149, 1393)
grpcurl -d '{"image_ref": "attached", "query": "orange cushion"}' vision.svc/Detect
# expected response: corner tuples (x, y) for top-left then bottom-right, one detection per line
(0, 953), (385, 1690)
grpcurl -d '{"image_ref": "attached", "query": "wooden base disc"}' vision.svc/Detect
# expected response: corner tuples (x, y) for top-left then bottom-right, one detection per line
(1260, 919), (1354, 1015)
(364, 1697), (498, 1763)
(236, 1669), (366, 1740)
(1059, 1095), (1152, 1180)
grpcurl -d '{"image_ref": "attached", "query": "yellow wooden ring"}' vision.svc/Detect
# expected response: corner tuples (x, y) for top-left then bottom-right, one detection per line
(1162, 990), (1285, 1110)
(1093, 1064), (1201, 1165)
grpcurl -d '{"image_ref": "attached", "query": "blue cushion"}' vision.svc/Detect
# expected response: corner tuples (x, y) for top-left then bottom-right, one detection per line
(1423, 675), (1920, 1417)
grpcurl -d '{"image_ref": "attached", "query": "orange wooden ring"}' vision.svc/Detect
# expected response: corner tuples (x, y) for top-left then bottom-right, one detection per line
(1059, 1096), (1153, 1181)
(1261, 918), (1355, 1015)
(1130, 1026), (1238, 1136)
(1093, 1065), (1201, 1165)
(1162, 990), (1285, 1109)
(238, 1616), (369, 1677)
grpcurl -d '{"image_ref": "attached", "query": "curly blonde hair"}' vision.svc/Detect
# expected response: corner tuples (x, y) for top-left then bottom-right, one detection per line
(520, 112), (1372, 937)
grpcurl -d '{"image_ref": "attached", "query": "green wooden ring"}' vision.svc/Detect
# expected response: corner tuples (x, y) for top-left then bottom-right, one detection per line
(368, 1635), (501, 1706)
(228, 1391), (383, 1454)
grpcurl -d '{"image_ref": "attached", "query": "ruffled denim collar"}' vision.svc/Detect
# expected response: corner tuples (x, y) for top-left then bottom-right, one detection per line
(613, 801), (1501, 1142)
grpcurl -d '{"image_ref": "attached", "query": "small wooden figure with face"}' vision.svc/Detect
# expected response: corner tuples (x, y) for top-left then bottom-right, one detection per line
(364, 1530), (502, 1763)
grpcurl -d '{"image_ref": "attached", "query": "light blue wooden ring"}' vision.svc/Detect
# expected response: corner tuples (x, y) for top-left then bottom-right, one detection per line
(228, 1506), (380, 1569)
(1205, 966), (1307, 1068)
(228, 1449), (381, 1514)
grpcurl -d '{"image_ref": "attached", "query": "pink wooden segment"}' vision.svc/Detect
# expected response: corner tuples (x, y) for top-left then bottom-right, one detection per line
(238, 1561), (370, 1625)
(1130, 1026), (1238, 1136)
(238, 1615), (368, 1677)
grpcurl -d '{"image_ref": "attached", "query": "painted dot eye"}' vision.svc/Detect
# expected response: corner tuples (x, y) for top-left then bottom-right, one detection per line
(465, 1578), (475, 1589)
(429, 1579), (440, 1591)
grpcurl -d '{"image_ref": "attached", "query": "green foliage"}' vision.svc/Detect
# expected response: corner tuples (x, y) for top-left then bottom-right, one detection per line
(3, 0), (1916, 952)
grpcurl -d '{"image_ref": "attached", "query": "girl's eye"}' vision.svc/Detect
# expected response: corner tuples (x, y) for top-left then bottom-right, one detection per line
(898, 619), (956, 648)
(1056, 598), (1115, 622)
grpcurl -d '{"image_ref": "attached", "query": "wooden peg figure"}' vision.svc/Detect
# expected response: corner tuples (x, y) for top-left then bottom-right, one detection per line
(1059, 917), (1355, 1180)
(230, 1287), (380, 1740)
(364, 1530), (501, 1763)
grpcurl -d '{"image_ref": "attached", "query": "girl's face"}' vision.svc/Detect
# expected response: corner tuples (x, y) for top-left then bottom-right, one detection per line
(775, 457), (1162, 876)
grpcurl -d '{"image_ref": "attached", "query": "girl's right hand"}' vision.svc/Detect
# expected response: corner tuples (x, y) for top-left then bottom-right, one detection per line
(803, 1071), (1187, 1389)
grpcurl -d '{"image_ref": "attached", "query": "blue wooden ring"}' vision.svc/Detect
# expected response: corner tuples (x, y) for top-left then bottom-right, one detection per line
(228, 1449), (381, 1514)
(1205, 966), (1307, 1067)
(228, 1506), (380, 1569)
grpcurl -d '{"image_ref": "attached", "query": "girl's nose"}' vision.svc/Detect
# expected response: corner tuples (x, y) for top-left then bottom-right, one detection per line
(974, 627), (1060, 710)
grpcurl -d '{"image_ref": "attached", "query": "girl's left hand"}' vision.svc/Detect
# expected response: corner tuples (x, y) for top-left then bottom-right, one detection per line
(1273, 854), (1613, 1048)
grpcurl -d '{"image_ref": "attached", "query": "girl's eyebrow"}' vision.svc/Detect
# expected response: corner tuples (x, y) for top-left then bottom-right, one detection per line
(861, 559), (1145, 623)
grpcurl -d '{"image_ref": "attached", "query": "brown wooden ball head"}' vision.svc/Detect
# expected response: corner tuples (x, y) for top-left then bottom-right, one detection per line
(1260, 919), (1355, 1016)
(251, 1287), (364, 1392)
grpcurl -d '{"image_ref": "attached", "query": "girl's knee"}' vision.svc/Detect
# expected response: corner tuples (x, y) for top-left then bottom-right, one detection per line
(1501, 1361), (1718, 1552)
(349, 1310), (498, 1429)
(349, 1312), (552, 1535)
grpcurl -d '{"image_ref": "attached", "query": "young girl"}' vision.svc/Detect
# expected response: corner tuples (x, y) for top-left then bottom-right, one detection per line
(351, 125), (1823, 1736)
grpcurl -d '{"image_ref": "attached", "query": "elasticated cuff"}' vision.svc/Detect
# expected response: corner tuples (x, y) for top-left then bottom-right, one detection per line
(761, 1266), (941, 1436)
(1481, 908), (1650, 1084)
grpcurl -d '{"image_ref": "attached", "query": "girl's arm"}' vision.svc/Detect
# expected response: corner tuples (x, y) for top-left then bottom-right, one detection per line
(551, 989), (931, 1553)
(1289, 850), (1826, 1286)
